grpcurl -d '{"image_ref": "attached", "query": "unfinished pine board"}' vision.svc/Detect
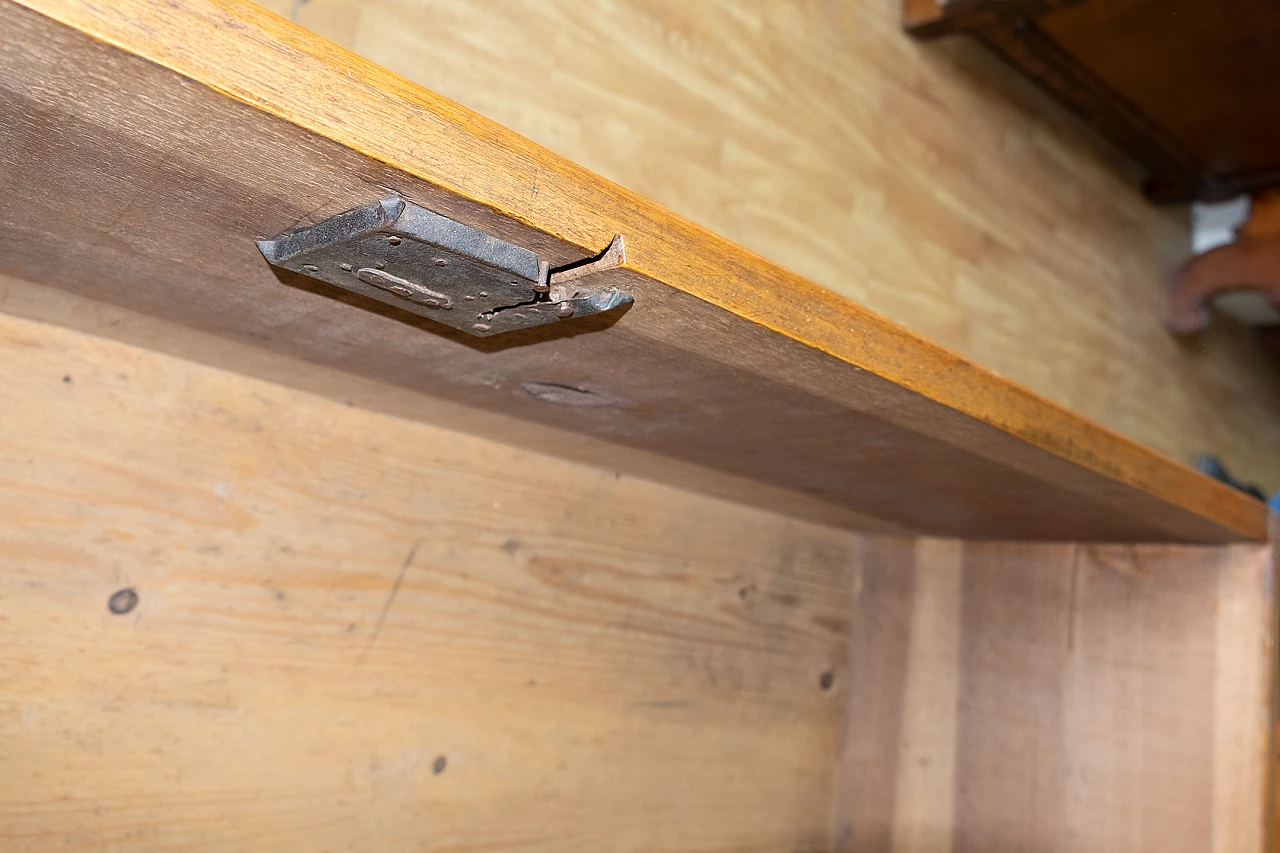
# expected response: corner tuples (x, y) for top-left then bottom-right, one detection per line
(0, 0), (1266, 542)
(836, 536), (1277, 853)
(258, 0), (1280, 493)
(0, 310), (853, 852)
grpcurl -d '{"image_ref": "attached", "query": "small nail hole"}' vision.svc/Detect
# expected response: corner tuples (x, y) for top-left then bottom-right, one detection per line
(819, 671), (835, 691)
(432, 755), (447, 775)
(108, 587), (138, 615)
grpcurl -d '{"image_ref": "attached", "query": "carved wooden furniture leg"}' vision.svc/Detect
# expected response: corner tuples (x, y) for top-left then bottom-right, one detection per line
(1166, 190), (1280, 334)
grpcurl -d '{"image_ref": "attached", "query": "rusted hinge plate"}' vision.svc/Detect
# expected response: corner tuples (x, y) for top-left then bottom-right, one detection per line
(256, 195), (630, 337)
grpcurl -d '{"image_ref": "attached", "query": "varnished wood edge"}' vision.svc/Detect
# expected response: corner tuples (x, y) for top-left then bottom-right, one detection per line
(8, 0), (1268, 541)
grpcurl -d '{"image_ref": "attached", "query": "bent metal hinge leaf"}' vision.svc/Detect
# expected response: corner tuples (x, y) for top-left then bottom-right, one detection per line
(256, 195), (631, 337)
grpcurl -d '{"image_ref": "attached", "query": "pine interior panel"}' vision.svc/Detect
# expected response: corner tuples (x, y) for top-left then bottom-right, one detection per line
(0, 0), (1267, 542)
(2, 311), (1275, 851)
(837, 535), (1277, 853)
(0, 310), (853, 852)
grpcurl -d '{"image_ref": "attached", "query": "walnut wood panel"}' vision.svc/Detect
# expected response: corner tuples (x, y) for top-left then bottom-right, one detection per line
(836, 535), (1277, 852)
(0, 0), (1266, 541)
(0, 310), (853, 852)
(260, 0), (1280, 495)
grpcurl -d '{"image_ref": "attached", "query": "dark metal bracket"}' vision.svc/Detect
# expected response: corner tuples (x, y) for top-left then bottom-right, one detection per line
(256, 195), (631, 337)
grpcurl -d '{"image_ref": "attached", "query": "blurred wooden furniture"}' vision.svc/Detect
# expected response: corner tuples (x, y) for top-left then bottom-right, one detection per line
(1, 0), (1276, 849)
(1167, 190), (1280, 342)
(906, 0), (1280, 203)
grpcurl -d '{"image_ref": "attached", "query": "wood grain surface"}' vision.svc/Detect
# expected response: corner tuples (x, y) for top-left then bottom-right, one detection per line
(255, 0), (1280, 492)
(4, 310), (1271, 852)
(0, 0), (1268, 541)
(0, 310), (853, 852)
(836, 535), (1277, 853)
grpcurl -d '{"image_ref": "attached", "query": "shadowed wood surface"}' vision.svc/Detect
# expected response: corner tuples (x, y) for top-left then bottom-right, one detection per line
(256, 0), (1280, 491)
(0, 310), (853, 852)
(836, 536), (1277, 853)
(0, 0), (1267, 541)
(904, 0), (1280, 203)
(1038, 0), (1280, 184)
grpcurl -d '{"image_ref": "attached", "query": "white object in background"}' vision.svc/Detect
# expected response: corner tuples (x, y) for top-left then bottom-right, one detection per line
(1190, 195), (1251, 254)
(1210, 290), (1280, 326)
(1188, 195), (1280, 327)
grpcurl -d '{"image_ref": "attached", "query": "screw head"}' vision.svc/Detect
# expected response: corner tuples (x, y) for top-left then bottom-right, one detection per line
(108, 587), (139, 615)
(340, 263), (353, 272)
(557, 302), (575, 318)
(388, 235), (401, 245)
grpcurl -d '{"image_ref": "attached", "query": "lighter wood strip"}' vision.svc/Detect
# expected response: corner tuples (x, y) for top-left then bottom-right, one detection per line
(1213, 542), (1277, 853)
(892, 538), (962, 853)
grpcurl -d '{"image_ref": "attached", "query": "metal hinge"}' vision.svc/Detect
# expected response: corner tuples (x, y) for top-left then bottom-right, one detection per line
(256, 195), (631, 337)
